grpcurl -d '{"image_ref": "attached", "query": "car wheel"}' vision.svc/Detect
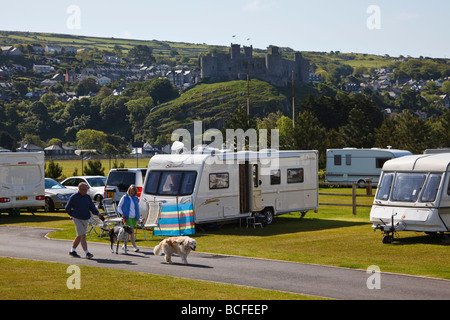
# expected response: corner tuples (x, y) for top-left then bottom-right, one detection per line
(45, 197), (54, 212)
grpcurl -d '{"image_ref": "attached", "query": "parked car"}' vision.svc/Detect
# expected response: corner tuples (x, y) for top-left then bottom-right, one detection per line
(61, 175), (106, 208)
(104, 168), (147, 203)
(44, 178), (75, 212)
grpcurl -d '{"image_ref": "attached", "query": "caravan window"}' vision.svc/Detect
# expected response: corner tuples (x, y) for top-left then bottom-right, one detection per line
(376, 158), (391, 169)
(144, 171), (197, 196)
(270, 169), (281, 185)
(1, 165), (42, 184)
(209, 173), (229, 189)
(420, 174), (442, 202)
(345, 155), (351, 166)
(376, 172), (394, 201)
(391, 173), (426, 202)
(287, 168), (304, 184)
(334, 155), (342, 166)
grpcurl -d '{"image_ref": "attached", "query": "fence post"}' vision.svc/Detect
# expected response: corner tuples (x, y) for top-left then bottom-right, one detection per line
(352, 183), (357, 215)
(365, 178), (373, 196)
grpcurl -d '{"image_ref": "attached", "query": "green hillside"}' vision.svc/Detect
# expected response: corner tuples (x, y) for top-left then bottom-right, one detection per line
(0, 30), (218, 54)
(145, 79), (290, 135)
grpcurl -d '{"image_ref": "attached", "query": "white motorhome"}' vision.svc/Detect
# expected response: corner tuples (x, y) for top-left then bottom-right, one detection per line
(370, 153), (450, 243)
(325, 148), (412, 185)
(0, 152), (45, 213)
(140, 150), (318, 231)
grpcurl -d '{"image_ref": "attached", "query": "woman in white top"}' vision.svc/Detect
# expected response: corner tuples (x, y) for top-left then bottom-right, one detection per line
(117, 184), (140, 252)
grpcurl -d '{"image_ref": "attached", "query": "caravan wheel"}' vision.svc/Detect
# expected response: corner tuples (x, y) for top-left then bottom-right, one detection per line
(262, 208), (274, 225)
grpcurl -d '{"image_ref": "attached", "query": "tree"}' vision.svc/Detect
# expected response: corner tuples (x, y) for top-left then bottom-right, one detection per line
(45, 160), (63, 179)
(442, 81), (450, 95)
(0, 130), (16, 151)
(374, 118), (398, 148)
(294, 111), (326, 151)
(394, 111), (430, 154)
(128, 45), (156, 65)
(147, 78), (179, 105)
(76, 129), (107, 150)
(83, 160), (105, 176)
(340, 108), (375, 148)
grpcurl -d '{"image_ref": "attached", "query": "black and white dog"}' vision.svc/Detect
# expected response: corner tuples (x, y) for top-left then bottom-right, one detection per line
(109, 225), (133, 254)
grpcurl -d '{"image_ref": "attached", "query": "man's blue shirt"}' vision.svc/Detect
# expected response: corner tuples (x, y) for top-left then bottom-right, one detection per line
(65, 192), (99, 220)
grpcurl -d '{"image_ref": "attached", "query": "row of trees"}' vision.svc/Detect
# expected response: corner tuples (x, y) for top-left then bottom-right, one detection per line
(0, 77), (179, 150)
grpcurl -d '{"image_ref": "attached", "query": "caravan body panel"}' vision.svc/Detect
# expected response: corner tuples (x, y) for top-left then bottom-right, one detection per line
(370, 153), (450, 233)
(0, 152), (45, 211)
(140, 150), (319, 225)
(326, 148), (412, 184)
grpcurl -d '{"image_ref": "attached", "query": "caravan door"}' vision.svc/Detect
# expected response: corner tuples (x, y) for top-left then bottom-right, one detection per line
(250, 162), (263, 212)
(239, 161), (262, 213)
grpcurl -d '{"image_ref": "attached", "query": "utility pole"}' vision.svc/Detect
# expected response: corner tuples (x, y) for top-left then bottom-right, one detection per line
(247, 70), (250, 118)
(292, 70), (295, 128)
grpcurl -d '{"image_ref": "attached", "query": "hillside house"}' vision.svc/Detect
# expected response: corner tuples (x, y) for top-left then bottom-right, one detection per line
(33, 64), (55, 73)
(1, 46), (22, 56)
(32, 46), (45, 54)
(45, 45), (62, 54)
(44, 143), (77, 157)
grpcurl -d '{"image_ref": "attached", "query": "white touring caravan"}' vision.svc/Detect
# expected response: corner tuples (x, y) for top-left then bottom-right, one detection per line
(325, 148), (412, 185)
(370, 153), (450, 243)
(0, 152), (45, 213)
(140, 150), (318, 234)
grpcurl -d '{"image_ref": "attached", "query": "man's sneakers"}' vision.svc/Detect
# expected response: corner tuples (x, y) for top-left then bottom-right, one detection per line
(69, 251), (80, 258)
(69, 250), (93, 259)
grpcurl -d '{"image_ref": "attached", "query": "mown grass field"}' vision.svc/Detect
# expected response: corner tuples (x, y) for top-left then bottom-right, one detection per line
(46, 157), (149, 179)
(1, 187), (449, 300)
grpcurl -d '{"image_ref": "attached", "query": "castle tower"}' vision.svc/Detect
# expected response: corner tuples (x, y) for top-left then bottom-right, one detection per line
(243, 45), (253, 59)
(230, 43), (241, 59)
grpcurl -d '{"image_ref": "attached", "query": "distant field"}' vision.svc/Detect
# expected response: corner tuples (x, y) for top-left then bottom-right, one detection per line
(46, 157), (150, 179)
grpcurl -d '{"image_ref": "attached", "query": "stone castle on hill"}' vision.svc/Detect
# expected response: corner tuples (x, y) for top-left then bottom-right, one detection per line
(200, 44), (310, 87)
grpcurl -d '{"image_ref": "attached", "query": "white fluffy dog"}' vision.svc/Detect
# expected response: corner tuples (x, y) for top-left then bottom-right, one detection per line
(153, 236), (197, 264)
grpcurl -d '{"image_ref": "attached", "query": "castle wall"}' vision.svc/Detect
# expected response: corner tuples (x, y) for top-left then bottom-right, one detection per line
(200, 44), (309, 86)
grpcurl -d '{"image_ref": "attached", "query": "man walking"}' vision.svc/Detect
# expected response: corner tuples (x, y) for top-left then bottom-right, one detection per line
(65, 182), (104, 259)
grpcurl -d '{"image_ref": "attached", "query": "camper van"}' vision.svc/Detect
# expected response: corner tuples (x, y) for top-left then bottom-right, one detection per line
(139, 150), (318, 233)
(325, 148), (412, 185)
(370, 153), (450, 243)
(0, 152), (45, 213)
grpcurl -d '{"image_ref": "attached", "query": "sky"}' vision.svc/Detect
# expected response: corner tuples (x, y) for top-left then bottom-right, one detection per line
(1, 0), (449, 58)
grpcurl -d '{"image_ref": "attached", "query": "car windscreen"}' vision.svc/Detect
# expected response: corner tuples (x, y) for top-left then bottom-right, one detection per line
(144, 171), (197, 196)
(86, 177), (106, 187)
(420, 174), (442, 202)
(376, 172), (394, 201)
(45, 179), (65, 189)
(391, 173), (427, 202)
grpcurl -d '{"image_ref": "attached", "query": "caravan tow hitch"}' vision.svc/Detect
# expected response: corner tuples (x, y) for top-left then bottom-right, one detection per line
(374, 213), (401, 244)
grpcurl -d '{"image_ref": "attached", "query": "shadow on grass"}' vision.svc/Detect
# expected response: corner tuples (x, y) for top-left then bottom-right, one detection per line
(196, 215), (369, 237)
(390, 233), (450, 246)
(0, 210), (69, 225)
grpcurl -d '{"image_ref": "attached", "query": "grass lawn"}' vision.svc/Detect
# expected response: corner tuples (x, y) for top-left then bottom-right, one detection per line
(46, 157), (150, 179)
(0, 257), (318, 300)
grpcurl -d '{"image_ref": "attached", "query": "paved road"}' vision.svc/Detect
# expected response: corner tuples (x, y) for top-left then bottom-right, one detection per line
(1, 226), (449, 300)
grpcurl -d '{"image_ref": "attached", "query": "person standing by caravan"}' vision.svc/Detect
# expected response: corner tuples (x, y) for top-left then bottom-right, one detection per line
(66, 182), (104, 259)
(117, 184), (140, 252)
